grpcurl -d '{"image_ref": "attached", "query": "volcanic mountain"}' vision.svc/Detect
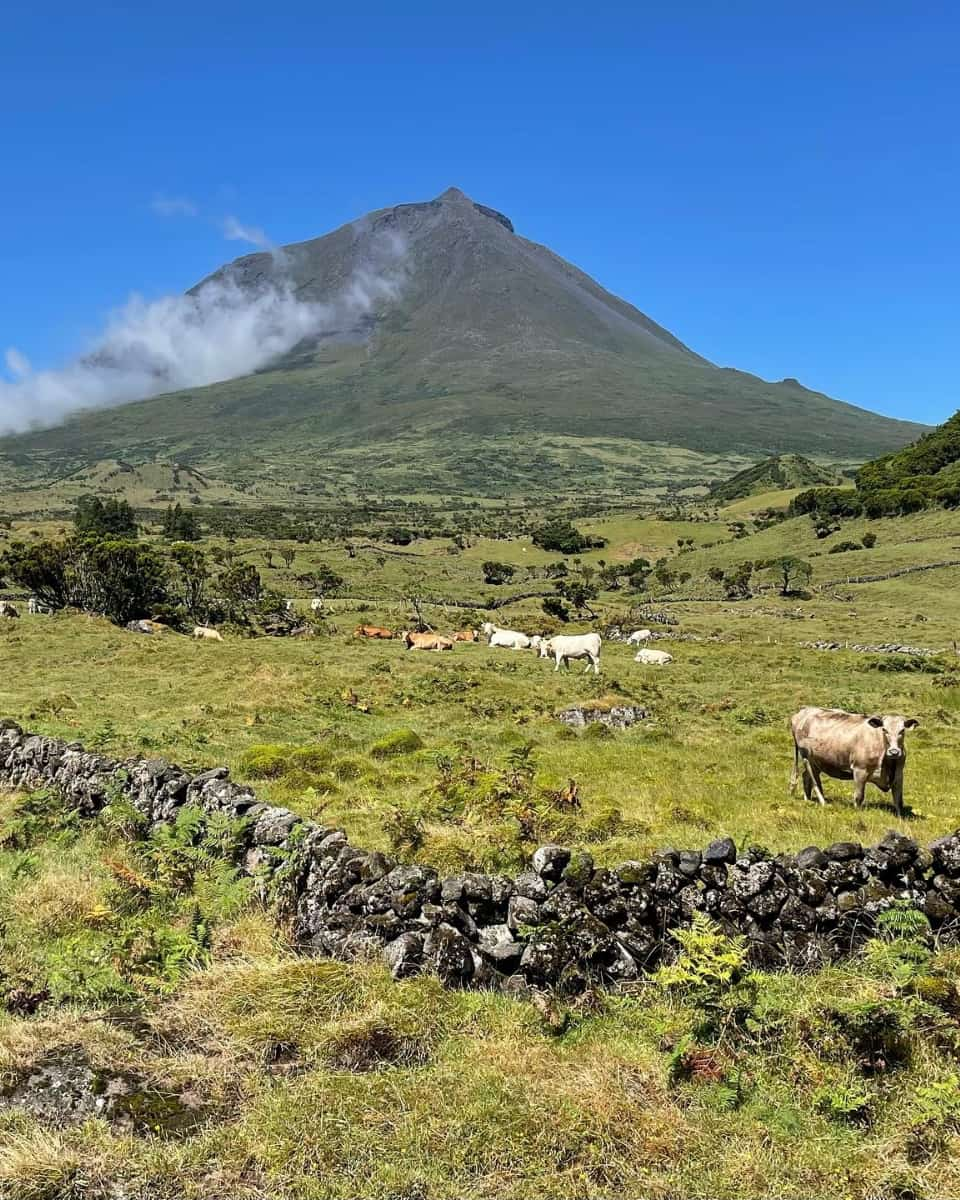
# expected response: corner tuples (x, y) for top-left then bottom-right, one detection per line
(0, 187), (925, 499)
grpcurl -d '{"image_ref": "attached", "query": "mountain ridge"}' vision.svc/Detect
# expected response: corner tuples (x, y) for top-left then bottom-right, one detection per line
(0, 186), (926, 499)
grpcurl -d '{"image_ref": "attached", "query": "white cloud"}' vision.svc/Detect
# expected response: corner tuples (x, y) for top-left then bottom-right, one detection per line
(4, 348), (30, 379)
(150, 194), (198, 218)
(222, 215), (274, 252)
(0, 232), (407, 436)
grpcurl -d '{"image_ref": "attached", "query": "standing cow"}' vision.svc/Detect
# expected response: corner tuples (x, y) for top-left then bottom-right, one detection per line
(539, 632), (601, 674)
(789, 706), (919, 816)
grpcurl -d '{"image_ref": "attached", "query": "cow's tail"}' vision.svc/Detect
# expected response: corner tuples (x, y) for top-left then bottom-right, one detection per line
(789, 727), (800, 794)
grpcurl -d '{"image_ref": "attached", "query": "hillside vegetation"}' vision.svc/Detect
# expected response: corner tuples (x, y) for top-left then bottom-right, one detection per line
(2, 493), (960, 1197)
(708, 454), (843, 502)
(794, 410), (960, 520)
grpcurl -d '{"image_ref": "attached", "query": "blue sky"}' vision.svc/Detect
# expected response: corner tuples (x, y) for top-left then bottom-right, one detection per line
(1, 0), (957, 425)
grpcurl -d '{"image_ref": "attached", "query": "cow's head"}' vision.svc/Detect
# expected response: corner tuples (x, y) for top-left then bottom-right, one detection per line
(866, 714), (919, 759)
(538, 639), (553, 658)
(400, 631), (412, 648)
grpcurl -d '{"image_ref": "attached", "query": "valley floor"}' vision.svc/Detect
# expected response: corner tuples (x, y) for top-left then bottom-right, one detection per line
(2, 503), (960, 1198)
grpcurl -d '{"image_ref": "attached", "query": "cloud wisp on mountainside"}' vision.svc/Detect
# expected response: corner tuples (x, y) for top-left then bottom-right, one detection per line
(0, 230), (407, 436)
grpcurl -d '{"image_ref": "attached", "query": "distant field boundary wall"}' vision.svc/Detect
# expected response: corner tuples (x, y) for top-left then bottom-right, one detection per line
(3, 719), (960, 992)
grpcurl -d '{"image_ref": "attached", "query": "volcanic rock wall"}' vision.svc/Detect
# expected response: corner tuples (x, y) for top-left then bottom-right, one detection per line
(2, 719), (959, 992)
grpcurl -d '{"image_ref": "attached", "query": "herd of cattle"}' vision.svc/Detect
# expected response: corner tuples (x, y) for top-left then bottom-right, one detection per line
(356, 621), (921, 817)
(2, 599), (923, 818)
(352, 622), (673, 674)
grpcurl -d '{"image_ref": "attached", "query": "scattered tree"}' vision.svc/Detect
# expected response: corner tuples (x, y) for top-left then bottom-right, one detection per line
(169, 543), (210, 621)
(74, 496), (137, 539)
(482, 560), (516, 585)
(161, 503), (200, 541)
(767, 555), (813, 596)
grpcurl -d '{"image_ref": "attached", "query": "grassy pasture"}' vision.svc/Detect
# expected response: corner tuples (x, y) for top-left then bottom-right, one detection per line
(3, 503), (960, 1198)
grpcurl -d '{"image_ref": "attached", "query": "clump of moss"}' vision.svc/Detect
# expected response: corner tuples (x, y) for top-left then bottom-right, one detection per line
(238, 744), (333, 779)
(369, 729), (424, 759)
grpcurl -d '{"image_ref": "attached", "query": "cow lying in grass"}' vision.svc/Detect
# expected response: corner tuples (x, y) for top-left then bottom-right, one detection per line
(193, 625), (224, 642)
(402, 631), (453, 651)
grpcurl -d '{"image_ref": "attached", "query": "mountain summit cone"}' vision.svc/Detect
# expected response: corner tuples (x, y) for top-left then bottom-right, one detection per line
(0, 187), (924, 498)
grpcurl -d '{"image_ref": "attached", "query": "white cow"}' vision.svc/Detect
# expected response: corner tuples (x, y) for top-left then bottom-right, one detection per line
(284, 599), (294, 612)
(540, 633), (602, 674)
(488, 626), (532, 650)
(310, 598), (323, 613)
(193, 625), (224, 642)
(627, 628), (652, 644)
(634, 648), (672, 665)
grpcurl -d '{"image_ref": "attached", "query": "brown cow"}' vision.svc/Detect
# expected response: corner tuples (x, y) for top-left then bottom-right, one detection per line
(789, 706), (918, 816)
(451, 629), (479, 642)
(402, 631), (453, 652)
(354, 625), (394, 639)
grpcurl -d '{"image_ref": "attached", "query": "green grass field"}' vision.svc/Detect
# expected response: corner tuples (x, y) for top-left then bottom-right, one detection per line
(3, 503), (960, 1198)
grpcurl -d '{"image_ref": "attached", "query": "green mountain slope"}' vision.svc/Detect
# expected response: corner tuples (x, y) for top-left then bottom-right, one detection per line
(0, 187), (926, 498)
(708, 454), (843, 502)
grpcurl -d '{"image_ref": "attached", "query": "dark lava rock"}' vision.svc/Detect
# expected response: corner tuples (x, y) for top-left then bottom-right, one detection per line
(424, 923), (475, 987)
(515, 871), (548, 902)
(383, 933), (424, 980)
(930, 833), (960, 875)
(532, 845), (571, 882)
(825, 841), (863, 861)
(730, 861), (775, 899)
(0, 1048), (206, 1134)
(796, 846), (828, 871)
(703, 837), (737, 865)
(252, 805), (300, 846)
(507, 894), (542, 931)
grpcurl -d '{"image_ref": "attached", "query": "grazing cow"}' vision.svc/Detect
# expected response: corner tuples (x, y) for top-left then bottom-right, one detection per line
(627, 629), (652, 644)
(634, 648), (673, 665)
(310, 598), (323, 613)
(539, 632), (602, 674)
(0, 602), (19, 618)
(402, 631), (453, 651)
(451, 629), (479, 642)
(488, 627), (532, 650)
(789, 706), (919, 816)
(355, 625), (394, 639)
(193, 625), (224, 642)
(27, 598), (38, 615)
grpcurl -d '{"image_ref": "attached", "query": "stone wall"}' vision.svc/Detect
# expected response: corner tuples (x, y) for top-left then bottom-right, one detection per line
(2, 718), (960, 993)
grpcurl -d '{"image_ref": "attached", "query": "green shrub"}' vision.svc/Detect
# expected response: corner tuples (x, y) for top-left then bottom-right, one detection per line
(370, 729), (424, 759)
(238, 743), (333, 778)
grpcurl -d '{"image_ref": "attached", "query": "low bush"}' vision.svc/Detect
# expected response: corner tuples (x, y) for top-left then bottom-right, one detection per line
(369, 729), (424, 758)
(238, 743), (333, 778)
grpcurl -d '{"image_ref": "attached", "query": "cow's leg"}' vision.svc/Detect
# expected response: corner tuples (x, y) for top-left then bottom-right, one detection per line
(891, 764), (905, 818)
(789, 743), (800, 794)
(852, 767), (869, 808)
(807, 762), (828, 805)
